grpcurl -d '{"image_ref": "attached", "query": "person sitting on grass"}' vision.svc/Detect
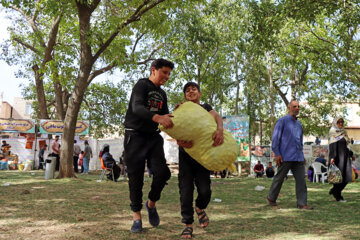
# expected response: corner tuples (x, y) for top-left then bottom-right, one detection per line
(254, 161), (264, 178)
(176, 82), (224, 239)
(265, 162), (275, 178)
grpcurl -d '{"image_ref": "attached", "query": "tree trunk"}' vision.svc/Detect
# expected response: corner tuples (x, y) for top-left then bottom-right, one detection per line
(57, 85), (88, 178)
(266, 52), (275, 137)
(219, 81), (223, 115)
(260, 119), (262, 145)
(58, 1), (95, 178)
(235, 54), (240, 115)
(32, 65), (50, 119)
(53, 74), (66, 120)
(290, 66), (296, 101)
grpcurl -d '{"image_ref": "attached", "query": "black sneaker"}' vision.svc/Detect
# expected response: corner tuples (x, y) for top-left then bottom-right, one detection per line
(145, 200), (160, 227)
(131, 219), (143, 233)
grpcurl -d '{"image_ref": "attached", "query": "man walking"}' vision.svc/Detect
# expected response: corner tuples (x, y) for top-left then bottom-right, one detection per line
(124, 58), (174, 233)
(82, 140), (93, 174)
(73, 140), (81, 173)
(266, 100), (313, 210)
(51, 135), (60, 171)
(38, 144), (47, 170)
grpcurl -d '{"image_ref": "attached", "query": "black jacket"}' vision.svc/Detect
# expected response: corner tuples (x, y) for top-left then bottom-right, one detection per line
(124, 78), (169, 133)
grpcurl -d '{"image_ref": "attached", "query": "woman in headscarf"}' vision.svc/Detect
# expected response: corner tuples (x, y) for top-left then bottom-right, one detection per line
(101, 144), (121, 181)
(328, 117), (352, 202)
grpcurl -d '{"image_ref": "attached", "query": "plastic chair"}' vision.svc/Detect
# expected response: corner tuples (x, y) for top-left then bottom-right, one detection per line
(98, 157), (114, 182)
(312, 162), (328, 184)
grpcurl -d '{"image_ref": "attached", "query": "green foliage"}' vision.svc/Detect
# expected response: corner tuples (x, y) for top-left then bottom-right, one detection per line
(80, 81), (128, 138)
(1, 0), (359, 143)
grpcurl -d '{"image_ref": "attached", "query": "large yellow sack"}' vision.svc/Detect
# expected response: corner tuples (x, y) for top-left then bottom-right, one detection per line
(159, 101), (239, 171)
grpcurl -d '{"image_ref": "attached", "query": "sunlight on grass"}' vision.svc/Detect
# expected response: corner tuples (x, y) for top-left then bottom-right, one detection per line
(308, 187), (329, 192)
(262, 232), (341, 240)
(344, 188), (360, 193)
(1, 172), (359, 240)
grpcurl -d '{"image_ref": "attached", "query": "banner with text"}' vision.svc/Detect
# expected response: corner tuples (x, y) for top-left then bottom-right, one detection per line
(0, 118), (35, 133)
(39, 120), (89, 135)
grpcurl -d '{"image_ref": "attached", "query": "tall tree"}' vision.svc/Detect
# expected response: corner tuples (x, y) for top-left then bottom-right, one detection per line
(1, 0), (202, 178)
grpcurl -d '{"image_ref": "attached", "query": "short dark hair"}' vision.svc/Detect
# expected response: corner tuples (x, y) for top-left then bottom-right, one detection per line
(74, 140), (77, 143)
(150, 58), (174, 75)
(288, 100), (298, 107)
(183, 82), (200, 95)
(84, 140), (88, 144)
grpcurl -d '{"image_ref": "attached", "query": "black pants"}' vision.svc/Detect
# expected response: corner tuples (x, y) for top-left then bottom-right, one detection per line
(331, 182), (348, 200)
(266, 170), (274, 178)
(54, 154), (60, 171)
(124, 130), (171, 212)
(178, 149), (211, 224)
(107, 165), (121, 181)
(38, 157), (44, 170)
(73, 156), (79, 173)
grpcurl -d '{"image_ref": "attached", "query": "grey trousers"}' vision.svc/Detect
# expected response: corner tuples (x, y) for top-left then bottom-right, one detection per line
(268, 161), (307, 206)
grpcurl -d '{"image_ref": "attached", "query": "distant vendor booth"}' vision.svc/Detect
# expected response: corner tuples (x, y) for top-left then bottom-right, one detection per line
(0, 118), (36, 170)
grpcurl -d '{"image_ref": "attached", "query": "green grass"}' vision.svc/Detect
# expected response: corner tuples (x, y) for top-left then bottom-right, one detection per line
(0, 170), (359, 240)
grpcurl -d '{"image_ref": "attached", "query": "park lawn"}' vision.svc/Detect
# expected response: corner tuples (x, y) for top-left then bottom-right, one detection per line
(0, 171), (359, 240)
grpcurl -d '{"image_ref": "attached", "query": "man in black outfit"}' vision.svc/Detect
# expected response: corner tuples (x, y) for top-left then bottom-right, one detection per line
(124, 58), (174, 233)
(38, 144), (47, 170)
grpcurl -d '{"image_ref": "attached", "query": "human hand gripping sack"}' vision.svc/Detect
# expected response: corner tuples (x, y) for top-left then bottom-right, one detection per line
(177, 140), (193, 148)
(212, 129), (224, 147)
(153, 114), (174, 129)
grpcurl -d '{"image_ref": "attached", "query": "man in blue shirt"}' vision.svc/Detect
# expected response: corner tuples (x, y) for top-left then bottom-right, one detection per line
(266, 100), (313, 210)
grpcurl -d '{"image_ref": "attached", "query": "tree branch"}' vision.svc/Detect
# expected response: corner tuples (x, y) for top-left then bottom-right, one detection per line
(200, 45), (219, 80)
(10, 5), (46, 47)
(13, 37), (41, 54)
(299, 61), (308, 86)
(309, 29), (336, 46)
(92, 0), (165, 62)
(32, 0), (42, 23)
(46, 99), (56, 108)
(42, 14), (62, 66)
(132, 33), (146, 55)
(88, 62), (116, 83)
(273, 81), (289, 106)
(90, 0), (102, 12)
(136, 44), (162, 65)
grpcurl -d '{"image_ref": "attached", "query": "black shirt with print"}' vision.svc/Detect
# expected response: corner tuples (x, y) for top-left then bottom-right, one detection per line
(124, 78), (169, 133)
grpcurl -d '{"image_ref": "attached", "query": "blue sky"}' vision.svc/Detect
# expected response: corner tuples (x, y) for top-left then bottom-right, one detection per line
(0, 10), (123, 106)
(0, 10), (24, 105)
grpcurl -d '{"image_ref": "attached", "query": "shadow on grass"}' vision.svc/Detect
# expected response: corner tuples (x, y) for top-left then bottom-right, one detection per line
(0, 171), (359, 239)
